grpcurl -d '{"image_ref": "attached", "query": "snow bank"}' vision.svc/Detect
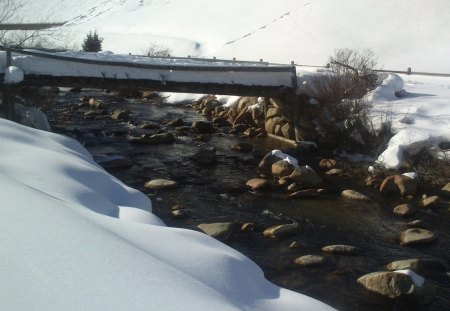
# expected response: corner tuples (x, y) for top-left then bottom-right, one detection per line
(368, 74), (450, 169)
(4, 66), (24, 84)
(15, 103), (51, 131)
(0, 119), (334, 311)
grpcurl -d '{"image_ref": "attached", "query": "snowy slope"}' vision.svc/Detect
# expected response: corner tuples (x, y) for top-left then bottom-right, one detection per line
(11, 0), (450, 73)
(0, 119), (335, 311)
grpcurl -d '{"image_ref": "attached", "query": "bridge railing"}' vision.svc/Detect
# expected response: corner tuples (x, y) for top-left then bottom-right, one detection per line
(1, 47), (298, 120)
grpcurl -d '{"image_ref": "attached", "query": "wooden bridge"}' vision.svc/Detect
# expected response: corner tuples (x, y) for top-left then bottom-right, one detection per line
(1, 47), (298, 120)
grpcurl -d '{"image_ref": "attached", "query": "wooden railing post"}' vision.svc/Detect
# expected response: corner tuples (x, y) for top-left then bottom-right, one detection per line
(2, 48), (15, 120)
(6, 48), (12, 67)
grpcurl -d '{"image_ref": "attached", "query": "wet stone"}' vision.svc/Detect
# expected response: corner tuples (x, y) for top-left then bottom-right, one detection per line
(246, 178), (271, 191)
(289, 241), (304, 249)
(230, 142), (253, 153)
(393, 203), (419, 217)
(271, 160), (295, 178)
(322, 244), (358, 255)
(380, 175), (418, 196)
(197, 222), (234, 241)
(421, 195), (440, 208)
(325, 168), (343, 175)
(442, 182), (450, 198)
(319, 158), (337, 169)
(357, 271), (434, 304)
(111, 109), (131, 120)
(386, 258), (446, 273)
(341, 189), (370, 201)
(400, 228), (437, 246)
(289, 189), (319, 199)
(406, 219), (424, 228)
(144, 179), (179, 190)
(294, 255), (326, 266)
(263, 224), (299, 239)
(171, 209), (190, 219)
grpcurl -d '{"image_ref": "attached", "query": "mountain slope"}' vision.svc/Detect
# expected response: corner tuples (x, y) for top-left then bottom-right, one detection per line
(13, 0), (450, 72)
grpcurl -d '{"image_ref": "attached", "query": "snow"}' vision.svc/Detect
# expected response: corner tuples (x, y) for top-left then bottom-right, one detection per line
(369, 74), (450, 169)
(10, 0), (450, 73)
(394, 270), (425, 288)
(271, 149), (299, 167)
(14, 103), (51, 131)
(0, 50), (294, 88)
(0, 119), (335, 310)
(4, 66), (24, 84)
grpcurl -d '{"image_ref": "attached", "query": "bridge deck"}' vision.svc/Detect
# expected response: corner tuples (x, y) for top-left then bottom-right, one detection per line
(1, 48), (297, 97)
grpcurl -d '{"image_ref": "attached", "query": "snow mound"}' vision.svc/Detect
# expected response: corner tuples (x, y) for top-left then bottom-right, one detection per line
(4, 66), (24, 84)
(0, 119), (335, 311)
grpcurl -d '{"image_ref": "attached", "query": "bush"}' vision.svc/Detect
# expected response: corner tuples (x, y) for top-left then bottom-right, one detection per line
(144, 42), (171, 57)
(82, 30), (103, 52)
(301, 49), (384, 153)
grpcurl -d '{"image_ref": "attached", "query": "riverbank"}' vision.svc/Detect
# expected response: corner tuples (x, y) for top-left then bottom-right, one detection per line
(30, 87), (450, 310)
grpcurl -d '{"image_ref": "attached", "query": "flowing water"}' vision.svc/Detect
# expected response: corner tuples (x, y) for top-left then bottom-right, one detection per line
(40, 89), (450, 311)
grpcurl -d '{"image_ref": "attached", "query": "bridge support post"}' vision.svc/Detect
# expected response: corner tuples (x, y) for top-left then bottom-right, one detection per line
(1, 85), (14, 121)
(2, 48), (15, 121)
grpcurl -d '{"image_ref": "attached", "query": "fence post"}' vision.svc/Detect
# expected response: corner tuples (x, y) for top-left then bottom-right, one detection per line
(6, 48), (12, 67)
(407, 67), (412, 75)
(2, 48), (15, 120)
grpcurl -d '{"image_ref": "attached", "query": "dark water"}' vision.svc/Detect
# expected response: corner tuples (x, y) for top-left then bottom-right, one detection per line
(41, 89), (450, 311)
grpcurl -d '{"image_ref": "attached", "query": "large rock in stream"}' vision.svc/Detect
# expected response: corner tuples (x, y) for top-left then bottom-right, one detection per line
(399, 228), (437, 246)
(357, 271), (434, 304)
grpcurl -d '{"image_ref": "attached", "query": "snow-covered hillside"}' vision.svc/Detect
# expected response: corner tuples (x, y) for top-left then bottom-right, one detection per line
(12, 0), (450, 73)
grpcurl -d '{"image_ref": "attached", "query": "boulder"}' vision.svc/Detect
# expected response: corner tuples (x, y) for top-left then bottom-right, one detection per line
(400, 228), (437, 246)
(198, 222), (234, 241)
(325, 168), (343, 176)
(441, 183), (450, 198)
(380, 175), (418, 196)
(189, 147), (217, 165)
(265, 117), (284, 135)
(246, 178), (272, 191)
(237, 97), (257, 112)
(386, 259), (447, 273)
(289, 189), (319, 199)
(319, 159), (338, 169)
(322, 244), (358, 255)
(258, 153), (285, 175)
(357, 271), (434, 304)
(144, 179), (178, 190)
(341, 189), (370, 201)
(393, 203), (419, 217)
(421, 196), (440, 208)
(111, 109), (131, 120)
(271, 160), (295, 178)
(139, 121), (161, 130)
(233, 107), (250, 126)
(263, 224), (299, 239)
(294, 255), (326, 266)
(88, 98), (105, 109)
(406, 220), (424, 228)
(266, 107), (282, 119)
(230, 142), (253, 153)
(166, 118), (184, 127)
(281, 123), (295, 140)
(288, 166), (322, 187)
(191, 121), (214, 134)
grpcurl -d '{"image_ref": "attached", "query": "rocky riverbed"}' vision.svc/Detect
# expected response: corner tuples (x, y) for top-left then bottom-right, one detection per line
(32, 87), (450, 311)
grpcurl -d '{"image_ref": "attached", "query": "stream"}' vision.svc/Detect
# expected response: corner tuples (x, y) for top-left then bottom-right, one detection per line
(39, 88), (450, 311)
